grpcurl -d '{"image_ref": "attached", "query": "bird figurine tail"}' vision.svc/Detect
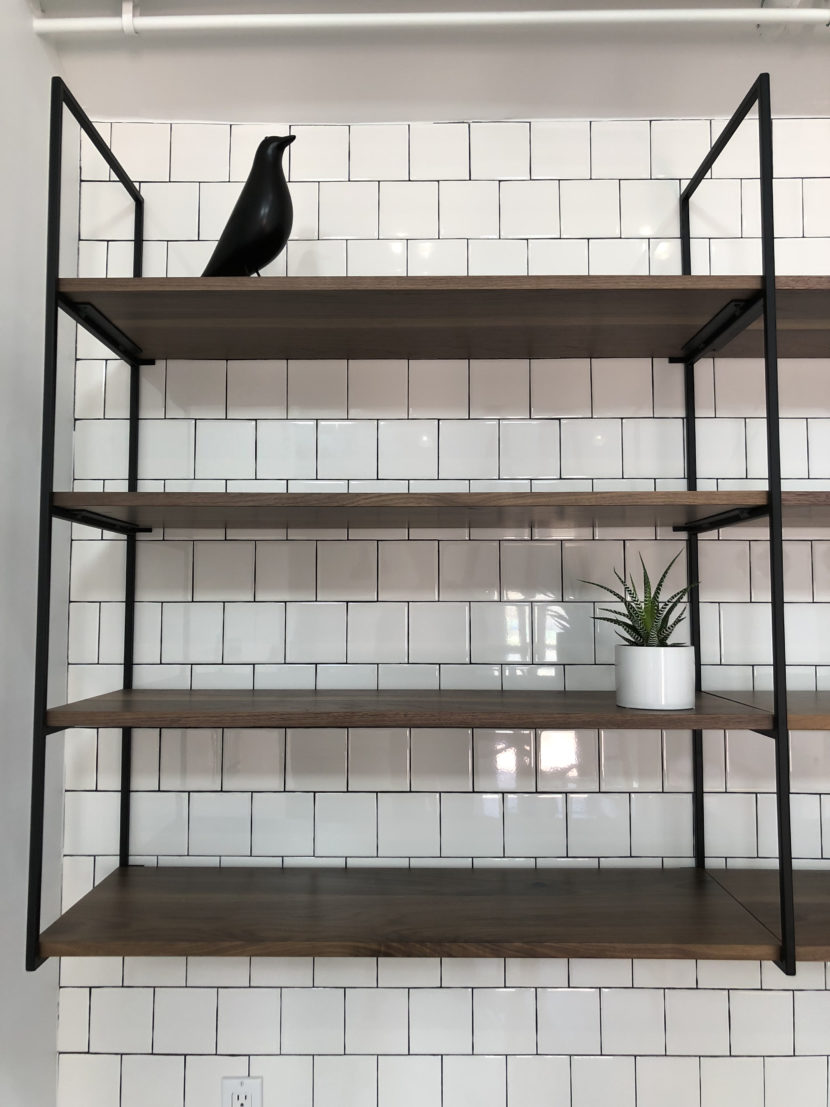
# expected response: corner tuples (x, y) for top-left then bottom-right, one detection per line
(202, 134), (295, 277)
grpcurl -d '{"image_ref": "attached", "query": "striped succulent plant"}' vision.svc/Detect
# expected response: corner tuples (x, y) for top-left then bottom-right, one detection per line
(583, 552), (693, 647)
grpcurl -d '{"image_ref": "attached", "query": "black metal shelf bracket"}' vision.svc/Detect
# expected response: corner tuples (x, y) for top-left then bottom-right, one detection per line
(27, 77), (143, 972)
(679, 72), (795, 975)
(669, 295), (764, 365)
(57, 297), (154, 366)
(51, 506), (150, 537)
(673, 504), (771, 537)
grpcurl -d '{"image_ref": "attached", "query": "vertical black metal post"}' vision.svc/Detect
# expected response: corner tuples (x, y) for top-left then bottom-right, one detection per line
(684, 360), (705, 868)
(119, 369), (139, 866)
(758, 74), (795, 975)
(26, 77), (65, 972)
(119, 198), (144, 867)
(680, 190), (705, 869)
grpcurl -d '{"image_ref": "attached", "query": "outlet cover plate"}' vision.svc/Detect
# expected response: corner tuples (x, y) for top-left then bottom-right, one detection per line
(221, 1076), (263, 1107)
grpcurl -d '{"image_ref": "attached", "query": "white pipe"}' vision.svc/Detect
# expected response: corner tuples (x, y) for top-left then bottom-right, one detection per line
(30, 8), (830, 38)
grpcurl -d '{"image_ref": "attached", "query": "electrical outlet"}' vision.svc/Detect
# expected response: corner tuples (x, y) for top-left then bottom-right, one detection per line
(221, 1077), (263, 1107)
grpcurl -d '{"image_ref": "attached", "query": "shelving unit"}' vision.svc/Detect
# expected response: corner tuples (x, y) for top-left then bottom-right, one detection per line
(28, 73), (828, 974)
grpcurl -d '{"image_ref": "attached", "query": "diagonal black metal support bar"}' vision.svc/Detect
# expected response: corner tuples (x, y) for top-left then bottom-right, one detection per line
(57, 297), (153, 365)
(682, 79), (763, 202)
(670, 295), (764, 365)
(51, 506), (150, 537)
(673, 504), (770, 536)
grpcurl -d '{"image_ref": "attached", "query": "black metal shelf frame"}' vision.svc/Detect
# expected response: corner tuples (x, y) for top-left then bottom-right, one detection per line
(669, 72), (794, 975)
(27, 77), (144, 971)
(26, 74), (796, 973)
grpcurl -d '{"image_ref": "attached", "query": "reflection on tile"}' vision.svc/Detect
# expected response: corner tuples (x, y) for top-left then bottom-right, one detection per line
(441, 542), (500, 600)
(500, 541), (561, 601)
(538, 730), (599, 791)
(533, 603), (594, 663)
(600, 730), (663, 791)
(471, 603), (532, 663)
(474, 730), (535, 791)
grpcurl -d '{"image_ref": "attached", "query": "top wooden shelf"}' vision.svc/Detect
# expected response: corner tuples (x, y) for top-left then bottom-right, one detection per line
(57, 275), (830, 361)
(51, 490), (830, 533)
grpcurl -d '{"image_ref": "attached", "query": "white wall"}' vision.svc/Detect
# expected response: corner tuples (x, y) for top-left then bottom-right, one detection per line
(0, 2), (61, 1105)
(53, 24), (830, 124)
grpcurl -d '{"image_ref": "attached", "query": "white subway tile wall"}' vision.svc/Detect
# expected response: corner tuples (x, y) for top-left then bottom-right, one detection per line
(57, 113), (830, 1107)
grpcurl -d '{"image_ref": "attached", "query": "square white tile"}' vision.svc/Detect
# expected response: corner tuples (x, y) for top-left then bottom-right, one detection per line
(441, 793), (504, 856)
(286, 729), (346, 790)
(350, 124), (408, 180)
(378, 792), (439, 855)
(601, 988), (666, 1054)
(345, 988), (408, 1054)
(443, 1057), (506, 1107)
(473, 988), (536, 1054)
(409, 989), (472, 1053)
(411, 728), (472, 791)
(315, 792), (376, 855)
(409, 601), (469, 663)
(592, 120), (651, 178)
(378, 419), (438, 479)
(281, 988), (345, 1053)
(410, 123), (469, 180)
(439, 181), (499, 238)
(567, 793), (630, 856)
(531, 121), (590, 179)
(152, 987), (218, 1053)
(537, 988), (600, 1053)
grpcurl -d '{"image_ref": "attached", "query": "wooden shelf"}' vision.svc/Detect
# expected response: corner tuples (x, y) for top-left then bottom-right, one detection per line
(40, 864), (830, 960)
(52, 489), (769, 532)
(54, 490), (830, 533)
(57, 275), (830, 361)
(712, 690), (830, 731)
(45, 688), (773, 731)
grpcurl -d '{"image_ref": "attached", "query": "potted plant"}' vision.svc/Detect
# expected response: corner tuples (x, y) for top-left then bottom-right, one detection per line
(584, 553), (696, 710)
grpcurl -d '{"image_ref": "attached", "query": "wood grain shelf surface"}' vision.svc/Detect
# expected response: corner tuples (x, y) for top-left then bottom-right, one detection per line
(45, 688), (774, 730)
(711, 690), (830, 731)
(35, 863), (787, 960)
(710, 869), (830, 960)
(57, 275), (830, 361)
(40, 865), (797, 959)
(52, 489), (770, 532)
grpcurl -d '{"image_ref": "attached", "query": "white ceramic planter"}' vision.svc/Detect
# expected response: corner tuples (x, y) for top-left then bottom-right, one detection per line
(614, 644), (696, 710)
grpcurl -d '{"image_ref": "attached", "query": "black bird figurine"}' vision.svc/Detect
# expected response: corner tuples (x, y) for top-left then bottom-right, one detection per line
(202, 134), (295, 277)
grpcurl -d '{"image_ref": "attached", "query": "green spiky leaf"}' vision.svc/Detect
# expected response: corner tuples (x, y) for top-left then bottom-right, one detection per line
(583, 554), (696, 647)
